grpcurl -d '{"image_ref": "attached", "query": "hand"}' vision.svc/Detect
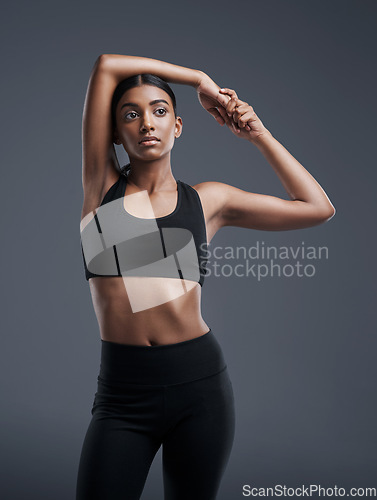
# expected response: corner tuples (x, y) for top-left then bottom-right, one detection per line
(195, 72), (231, 125)
(218, 87), (270, 143)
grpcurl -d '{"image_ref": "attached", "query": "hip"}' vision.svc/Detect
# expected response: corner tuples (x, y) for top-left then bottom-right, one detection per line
(97, 328), (227, 386)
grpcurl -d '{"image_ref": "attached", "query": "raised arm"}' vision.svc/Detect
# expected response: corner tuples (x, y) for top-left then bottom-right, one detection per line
(81, 56), (119, 203)
(101, 53), (203, 87)
(194, 86), (336, 232)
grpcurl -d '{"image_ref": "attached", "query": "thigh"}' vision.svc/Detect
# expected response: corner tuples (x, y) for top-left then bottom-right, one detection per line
(76, 414), (161, 500)
(162, 368), (236, 500)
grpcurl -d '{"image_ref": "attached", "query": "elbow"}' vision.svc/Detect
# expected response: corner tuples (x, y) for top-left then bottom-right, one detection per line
(305, 202), (336, 225)
(94, 54), (110, 69)
(327, 202), (336, 219)
(320, 205), (336, 222)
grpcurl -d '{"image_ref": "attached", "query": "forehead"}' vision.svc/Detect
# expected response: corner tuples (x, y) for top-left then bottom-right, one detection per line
(118, 85), (172, 109)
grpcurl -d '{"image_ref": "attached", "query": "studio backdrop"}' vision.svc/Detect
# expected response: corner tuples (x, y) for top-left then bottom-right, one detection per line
(1, 1), (376, 499)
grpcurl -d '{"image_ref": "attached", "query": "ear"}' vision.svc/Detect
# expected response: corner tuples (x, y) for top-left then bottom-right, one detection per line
(175, 116), (183, 139)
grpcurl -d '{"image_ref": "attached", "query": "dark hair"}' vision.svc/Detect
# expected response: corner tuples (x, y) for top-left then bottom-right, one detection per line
(111, 74), (178, 177)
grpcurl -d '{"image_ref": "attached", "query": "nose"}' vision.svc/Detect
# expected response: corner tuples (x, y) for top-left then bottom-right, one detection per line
(140, 112), (155, 132)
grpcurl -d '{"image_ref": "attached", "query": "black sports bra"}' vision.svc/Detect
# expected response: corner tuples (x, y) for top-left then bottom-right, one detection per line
(80, 173), (209, 287)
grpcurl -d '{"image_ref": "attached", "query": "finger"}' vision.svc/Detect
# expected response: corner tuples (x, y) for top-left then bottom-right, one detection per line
(217, 93), (232, 108)
(230, 97), (245, 114)
(217, 102), (243, 134)
(217, 106), (233, 128)
(219, 89), (242, 117)
(219, 88), (238, 100)
(237, 110), (255, 129)
(230, 105), (244, 125)
(209, 107), (225, 125)
(233, 102), (249, 115)
(243, 116), (257, 131)
(232, 102), (249, 121)
(238, 118), (251, 130)
(226, 96), (239, 116)
(218, 105), (239, 133)
(238, 119), (252, 131)
(240, 118), (254, 131)
(230, 117), (241, 133)
(221, 90), (239, 112)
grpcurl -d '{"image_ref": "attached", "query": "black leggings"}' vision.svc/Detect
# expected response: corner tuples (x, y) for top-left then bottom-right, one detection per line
(75, 328), (235, 500)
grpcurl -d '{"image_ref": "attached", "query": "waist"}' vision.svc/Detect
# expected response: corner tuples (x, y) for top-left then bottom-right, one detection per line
(98, 328), (227, 386)
(91, 278), (208, 341)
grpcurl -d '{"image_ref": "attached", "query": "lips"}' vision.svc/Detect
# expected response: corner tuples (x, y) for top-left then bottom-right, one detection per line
(139, 136), (160, 143)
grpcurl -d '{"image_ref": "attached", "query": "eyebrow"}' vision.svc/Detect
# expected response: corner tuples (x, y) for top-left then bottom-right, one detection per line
(120, 99), (170, 111)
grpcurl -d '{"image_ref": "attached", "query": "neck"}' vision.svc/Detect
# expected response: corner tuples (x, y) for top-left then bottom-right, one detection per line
(126, 158), (177, 193)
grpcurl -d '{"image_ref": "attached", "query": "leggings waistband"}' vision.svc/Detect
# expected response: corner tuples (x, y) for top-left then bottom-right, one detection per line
(98, 328), (227, 386)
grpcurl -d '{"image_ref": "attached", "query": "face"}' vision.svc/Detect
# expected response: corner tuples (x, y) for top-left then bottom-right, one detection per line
(113, 84), (182, 161)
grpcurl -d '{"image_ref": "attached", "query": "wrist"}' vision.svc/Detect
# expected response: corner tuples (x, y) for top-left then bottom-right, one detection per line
(194, 70), (208, 89)
(249, 129), (273, 148)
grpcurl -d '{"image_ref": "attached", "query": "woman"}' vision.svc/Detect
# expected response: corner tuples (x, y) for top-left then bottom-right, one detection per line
(77, 54), (335, 500)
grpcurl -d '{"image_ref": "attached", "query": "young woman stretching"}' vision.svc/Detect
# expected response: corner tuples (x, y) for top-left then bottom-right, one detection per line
(77, 54), (335, 500)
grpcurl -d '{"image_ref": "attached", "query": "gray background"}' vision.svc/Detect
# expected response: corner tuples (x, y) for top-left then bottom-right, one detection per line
(1, 0), (376, 498)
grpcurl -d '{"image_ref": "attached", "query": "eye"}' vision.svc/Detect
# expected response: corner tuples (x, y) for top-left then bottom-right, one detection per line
(124, 108), (167, 120)
(125, 111), (137, 119)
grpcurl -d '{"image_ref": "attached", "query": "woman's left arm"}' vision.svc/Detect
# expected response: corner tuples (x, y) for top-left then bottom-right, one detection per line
(202, 85), (336, 231)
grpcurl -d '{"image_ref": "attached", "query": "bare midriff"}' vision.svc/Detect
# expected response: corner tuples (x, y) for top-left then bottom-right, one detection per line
(88, 276), (210, 346)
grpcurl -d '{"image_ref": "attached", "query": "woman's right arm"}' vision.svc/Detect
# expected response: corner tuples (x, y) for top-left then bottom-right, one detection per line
(81, 55), (120, 205)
